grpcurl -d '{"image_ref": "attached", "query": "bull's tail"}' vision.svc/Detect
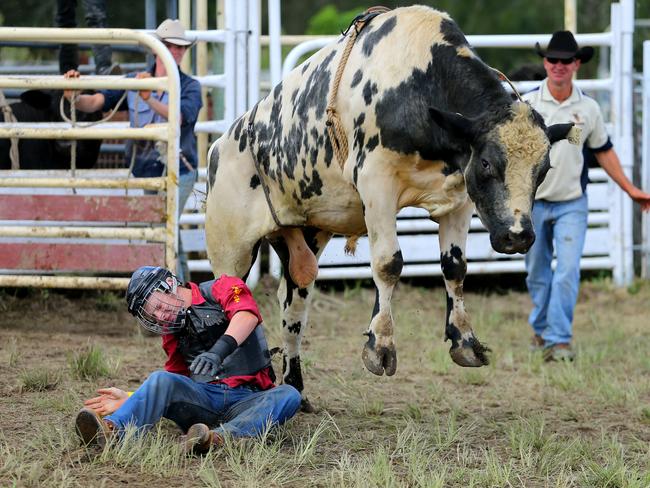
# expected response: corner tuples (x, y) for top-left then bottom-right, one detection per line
(344, 235), (361, 256)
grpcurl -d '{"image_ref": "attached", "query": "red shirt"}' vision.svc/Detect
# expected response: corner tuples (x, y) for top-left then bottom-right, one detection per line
(162, 275), (275, 391)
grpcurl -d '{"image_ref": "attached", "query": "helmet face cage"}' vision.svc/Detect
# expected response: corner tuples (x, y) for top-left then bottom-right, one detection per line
(129, 269), (187, 335)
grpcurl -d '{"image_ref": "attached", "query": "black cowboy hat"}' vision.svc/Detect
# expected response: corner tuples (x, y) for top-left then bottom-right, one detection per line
(535, 30), (594, 63)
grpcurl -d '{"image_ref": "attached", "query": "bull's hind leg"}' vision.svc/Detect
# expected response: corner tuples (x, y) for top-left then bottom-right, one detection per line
(271, 228), (331, 412)
(204, 139), (276, 278)
(357, 176), (401, 377)
(437, 200), (490, 367)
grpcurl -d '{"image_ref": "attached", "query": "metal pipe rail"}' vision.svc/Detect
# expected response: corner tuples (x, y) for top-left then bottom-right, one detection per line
(0, 226), (165, 241)
(0, 26), (182, 289)
(0, 176), (164, 190)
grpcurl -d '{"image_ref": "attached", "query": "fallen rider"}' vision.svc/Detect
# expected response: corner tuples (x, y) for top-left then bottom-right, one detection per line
(75, 266), (301, 454)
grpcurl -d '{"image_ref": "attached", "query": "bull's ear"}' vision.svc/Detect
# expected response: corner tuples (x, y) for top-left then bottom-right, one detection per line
(20, 90), (52, 111)
(547, 122), (578, 145)
(429, 107), (476, 141)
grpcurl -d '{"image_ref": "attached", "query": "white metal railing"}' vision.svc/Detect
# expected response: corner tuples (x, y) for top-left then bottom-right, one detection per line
(0, 27), (181, 289)
(274, 1), (635, 286)
(641, 41), (650, 279)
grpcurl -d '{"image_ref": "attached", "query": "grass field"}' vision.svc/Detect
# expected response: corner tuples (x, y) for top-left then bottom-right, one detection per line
(1, 275), (649, 487)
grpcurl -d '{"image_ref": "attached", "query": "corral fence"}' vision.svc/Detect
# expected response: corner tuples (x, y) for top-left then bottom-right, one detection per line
(0, 0), (278, 289)
(274, 0), (639, 287)
(1, 0), (647, 289)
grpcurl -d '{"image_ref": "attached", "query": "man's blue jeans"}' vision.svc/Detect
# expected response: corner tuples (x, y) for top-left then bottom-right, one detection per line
(177, 169), (198, 283)
(525, 195), (588, 346)
(105, 371), (302, 438)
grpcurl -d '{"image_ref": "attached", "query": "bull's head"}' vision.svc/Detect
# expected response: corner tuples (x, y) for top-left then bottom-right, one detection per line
(429, 102), (574, 254)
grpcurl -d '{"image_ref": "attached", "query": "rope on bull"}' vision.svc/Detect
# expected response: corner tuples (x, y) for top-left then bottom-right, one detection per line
(0, 89), (20, 170)
(326, 6), (390, 171)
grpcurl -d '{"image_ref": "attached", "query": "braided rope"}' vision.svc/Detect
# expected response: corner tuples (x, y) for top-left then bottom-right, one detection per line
(0, 89), (20, 169)
(326, 30), (358, 171)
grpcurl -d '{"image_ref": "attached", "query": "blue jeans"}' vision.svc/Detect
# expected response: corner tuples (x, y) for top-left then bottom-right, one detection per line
(105, 371), (302, 438)
(525, 195), (588, 346)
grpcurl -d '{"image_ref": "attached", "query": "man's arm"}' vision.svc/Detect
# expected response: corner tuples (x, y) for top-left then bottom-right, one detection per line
(224, 310), (260, 345)
(63, 70), (106, 112)
(595, 148), (650, 211)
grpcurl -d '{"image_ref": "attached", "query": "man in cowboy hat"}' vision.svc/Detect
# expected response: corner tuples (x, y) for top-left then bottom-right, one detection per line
(63, 19), (202, 283)
(522, 31), (650, 362)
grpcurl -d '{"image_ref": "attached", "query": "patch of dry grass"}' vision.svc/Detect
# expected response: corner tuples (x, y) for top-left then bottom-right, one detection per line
(0, 277), (649, 486)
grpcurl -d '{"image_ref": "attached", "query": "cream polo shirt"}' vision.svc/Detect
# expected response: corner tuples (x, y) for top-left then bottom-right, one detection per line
(522, 79), (611, 202)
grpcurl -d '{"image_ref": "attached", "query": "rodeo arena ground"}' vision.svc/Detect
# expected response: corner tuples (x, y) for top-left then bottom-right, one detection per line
(2, 1), (650, 487)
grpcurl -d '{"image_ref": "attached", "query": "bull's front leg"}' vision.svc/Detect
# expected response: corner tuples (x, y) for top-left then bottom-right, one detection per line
(358, 179), (401, 376)
(437, 200), (490, 367)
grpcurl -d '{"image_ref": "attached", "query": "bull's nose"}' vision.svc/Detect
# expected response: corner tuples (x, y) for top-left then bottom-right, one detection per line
(504, 227), (535, 252)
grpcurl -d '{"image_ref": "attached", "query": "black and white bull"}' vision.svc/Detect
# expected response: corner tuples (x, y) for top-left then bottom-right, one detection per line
(204, 6), (573, 403)
(0, 89), (102, 169)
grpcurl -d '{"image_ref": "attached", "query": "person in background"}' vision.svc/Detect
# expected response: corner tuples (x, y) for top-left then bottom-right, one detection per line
(522, 31), (650, 362)
(63, 19), (202, 282)
(75, 266), (302, 455)
(55, 0), (118, 75)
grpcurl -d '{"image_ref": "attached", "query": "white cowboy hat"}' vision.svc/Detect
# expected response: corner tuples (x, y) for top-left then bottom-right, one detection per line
(154, 19), (194, 47)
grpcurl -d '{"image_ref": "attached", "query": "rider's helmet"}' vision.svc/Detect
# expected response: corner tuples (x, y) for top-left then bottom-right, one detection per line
(125, 266), (187, 334)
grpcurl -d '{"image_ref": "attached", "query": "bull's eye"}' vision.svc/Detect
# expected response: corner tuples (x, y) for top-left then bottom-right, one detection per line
(481, 159), (490, 170)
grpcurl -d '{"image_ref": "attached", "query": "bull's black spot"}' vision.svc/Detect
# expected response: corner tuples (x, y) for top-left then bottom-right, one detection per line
(271, 237), (297, 309)
(298, 288), (309, 299)
(288, 321), (302, 334)
(353, 165), (360, 186)
(232, 116), (244, 141)
(371, 288), (380, 320)
(249, 174), (261, 189)
(374, 41), (510, 161)
(351, 69), (363, 88)
(283, 355), (304, 392)
(440, 244), (466, 282)
(238, 125), (248, 153)
(301, 62), (310, 74)
(440, 18), (469, 48)
(362, 16), (397, 57)
(242, 239), (262, 282)
(366, 134), (379, 152)
(444, 293), (462, 344)
(379, 250), (403, 283)
(299, 169), (323, 199)
(291, 88), (299, 105)
(362, 80), (378, 106)
(208, 144), (219, 190)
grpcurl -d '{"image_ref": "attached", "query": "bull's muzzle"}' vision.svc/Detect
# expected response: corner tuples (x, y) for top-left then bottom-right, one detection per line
(490, 226), (535, 254)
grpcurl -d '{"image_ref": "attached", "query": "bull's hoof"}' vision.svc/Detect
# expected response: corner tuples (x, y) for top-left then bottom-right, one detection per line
(300, 397), (317, 413)
(449, 337), (491, 367)
(362, 339), (397, 376)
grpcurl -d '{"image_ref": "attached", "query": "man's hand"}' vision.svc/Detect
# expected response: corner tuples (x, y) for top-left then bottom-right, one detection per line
(628, 187), (650, 212)
(190, 352), (224, 377)
(135, 71), (152, 101)
(189, 334), (238, 378)
(83, 387), (129, 416)
(63, 69), (80, 101)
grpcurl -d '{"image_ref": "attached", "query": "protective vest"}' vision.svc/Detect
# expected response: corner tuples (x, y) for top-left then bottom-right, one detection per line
(176, 280), (273, 383)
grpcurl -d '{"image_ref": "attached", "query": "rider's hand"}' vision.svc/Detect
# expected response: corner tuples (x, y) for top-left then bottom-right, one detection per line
(83, 387), (129, 416)
(189, 334), (238, 377)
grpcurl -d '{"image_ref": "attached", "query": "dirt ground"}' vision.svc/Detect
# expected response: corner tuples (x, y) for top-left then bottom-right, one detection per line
(1, 275), (649, 487)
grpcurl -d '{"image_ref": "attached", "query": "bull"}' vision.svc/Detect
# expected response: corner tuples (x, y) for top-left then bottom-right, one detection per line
(204, 6), (574, 407)
(0, 89), (102, 170)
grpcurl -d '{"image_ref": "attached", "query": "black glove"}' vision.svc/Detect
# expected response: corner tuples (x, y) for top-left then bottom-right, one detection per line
(189, 334), (238, 377)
